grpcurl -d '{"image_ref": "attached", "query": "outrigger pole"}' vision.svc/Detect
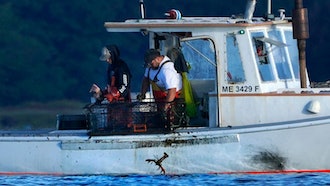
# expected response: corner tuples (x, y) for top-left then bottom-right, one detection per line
(292, 0), (309, 88)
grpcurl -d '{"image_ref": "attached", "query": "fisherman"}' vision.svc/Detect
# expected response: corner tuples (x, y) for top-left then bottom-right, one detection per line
(89, 45), (132, 131)
(90, 45), (132, 103)
(137, 49), (182, 110)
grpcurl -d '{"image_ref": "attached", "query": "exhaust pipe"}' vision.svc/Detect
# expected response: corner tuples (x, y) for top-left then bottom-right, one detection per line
(293, 0), (309, 88)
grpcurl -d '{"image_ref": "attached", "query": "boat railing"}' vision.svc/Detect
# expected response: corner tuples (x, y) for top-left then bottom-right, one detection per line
(86, 99), (188, 136)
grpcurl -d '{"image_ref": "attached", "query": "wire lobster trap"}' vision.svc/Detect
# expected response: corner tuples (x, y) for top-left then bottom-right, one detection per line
(88, 99), (187, 135)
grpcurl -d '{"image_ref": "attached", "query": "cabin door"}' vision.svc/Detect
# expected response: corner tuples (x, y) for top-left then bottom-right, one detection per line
(180, 37), (218, 127)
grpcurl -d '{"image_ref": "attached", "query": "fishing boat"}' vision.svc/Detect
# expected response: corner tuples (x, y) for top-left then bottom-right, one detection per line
(1, 0), (330, 175)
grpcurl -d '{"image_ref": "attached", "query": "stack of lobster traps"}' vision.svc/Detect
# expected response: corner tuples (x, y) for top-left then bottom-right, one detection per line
(87, 99), (187, 135)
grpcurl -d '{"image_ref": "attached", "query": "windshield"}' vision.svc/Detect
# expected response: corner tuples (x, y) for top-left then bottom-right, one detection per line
(180, 38), (216, 80)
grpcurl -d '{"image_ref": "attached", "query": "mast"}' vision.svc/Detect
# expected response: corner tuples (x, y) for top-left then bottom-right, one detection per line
(292, 0), (309, 88)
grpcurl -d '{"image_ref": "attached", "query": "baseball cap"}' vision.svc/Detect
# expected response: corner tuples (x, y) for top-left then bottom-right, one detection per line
(144, 49), (160, 66)
(99, 47), (111, 61)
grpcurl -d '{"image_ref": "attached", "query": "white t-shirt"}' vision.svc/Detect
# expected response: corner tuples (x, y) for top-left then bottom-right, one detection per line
(144, 56), (182, 91)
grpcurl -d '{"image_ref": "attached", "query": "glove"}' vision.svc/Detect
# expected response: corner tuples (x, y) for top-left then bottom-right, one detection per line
(89, 84), (102, 99)
(109, 86), (120, 98)
(104, 94), (114, 102)
(105, 86), (120, 102)
(136, 93), (145, 101)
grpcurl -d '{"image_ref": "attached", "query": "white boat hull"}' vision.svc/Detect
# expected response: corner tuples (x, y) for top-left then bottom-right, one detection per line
(1, 117), (330, 175)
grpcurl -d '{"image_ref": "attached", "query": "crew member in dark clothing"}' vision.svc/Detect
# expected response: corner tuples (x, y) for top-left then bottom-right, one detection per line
(90, 45), (132, 103)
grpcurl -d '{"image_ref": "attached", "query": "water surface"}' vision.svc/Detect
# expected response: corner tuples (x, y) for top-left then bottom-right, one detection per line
(1, 173), (330, 185)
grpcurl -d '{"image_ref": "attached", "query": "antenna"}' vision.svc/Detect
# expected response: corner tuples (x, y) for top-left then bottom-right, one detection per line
(265, 0), (275, 20)
(140, 0), (145, 19)
(244, 0), (256, 22)
(267, 0), (272, 15)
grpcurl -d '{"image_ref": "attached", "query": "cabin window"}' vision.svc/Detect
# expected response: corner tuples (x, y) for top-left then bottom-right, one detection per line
(251, 32), (275, 81)
(284, 30), (299, 79)
(180, 39), (216, 80)
(226, 35), (246, 83)
(268, 30), (292, 80)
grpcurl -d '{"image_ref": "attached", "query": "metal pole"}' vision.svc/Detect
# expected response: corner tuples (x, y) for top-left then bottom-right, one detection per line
(244, 0), (257, 22)
(267, 0), (272, 15)
(292, 0), (309, 88)
(140, 0), (145, 19)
